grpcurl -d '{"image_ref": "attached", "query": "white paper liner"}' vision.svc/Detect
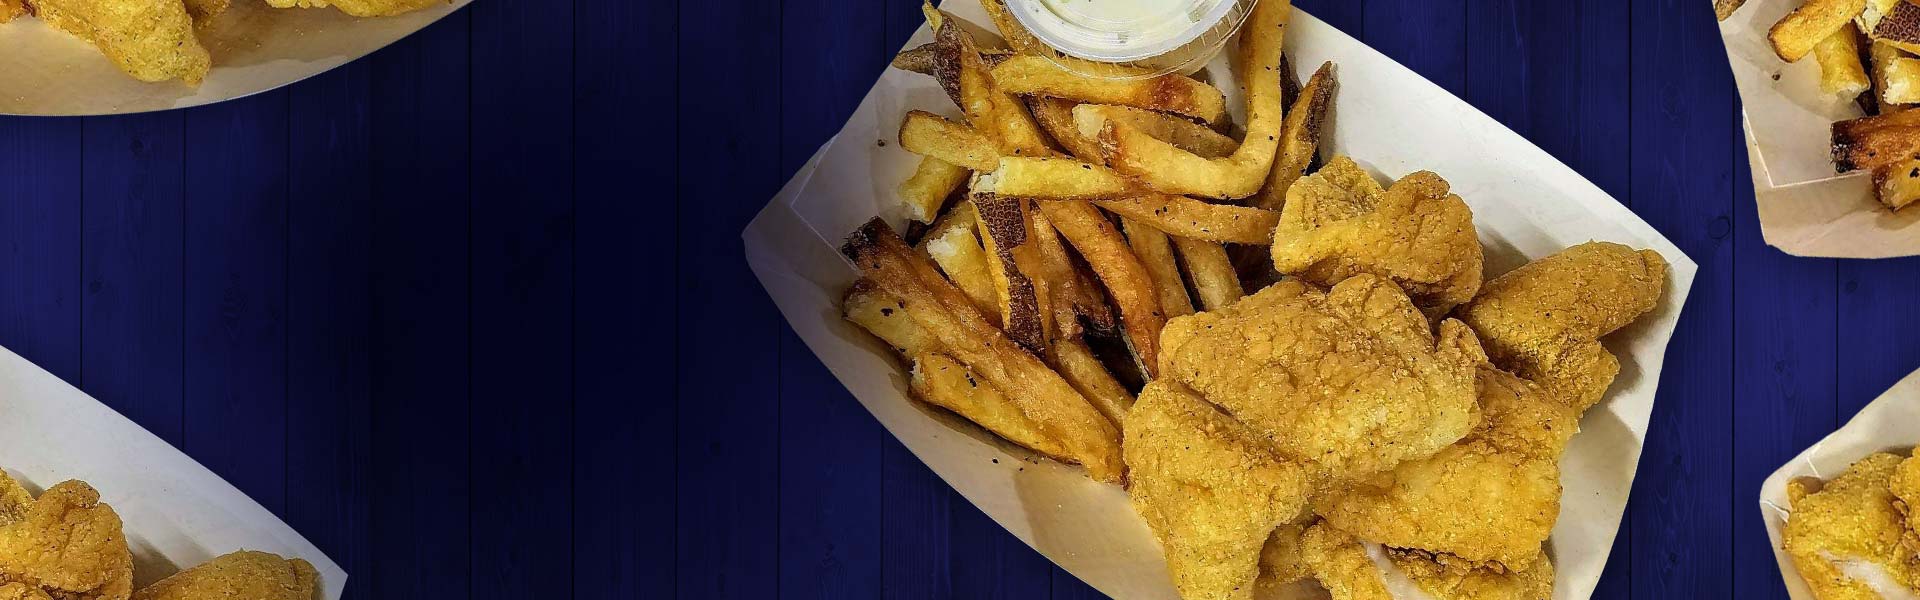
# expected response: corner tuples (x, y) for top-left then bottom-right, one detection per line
(1718, 0), (1920, 257)
(0, 345), (344, 598)
(0, 0), (470, 116)
(744, 4), (1699, 598)
(1759, 366), (1920, 600)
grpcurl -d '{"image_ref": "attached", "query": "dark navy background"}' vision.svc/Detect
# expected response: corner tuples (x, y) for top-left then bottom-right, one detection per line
(0, 0), (1909, 597)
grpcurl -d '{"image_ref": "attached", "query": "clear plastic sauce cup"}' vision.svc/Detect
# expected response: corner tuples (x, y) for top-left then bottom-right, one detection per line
(1004, 0), (1259, 78)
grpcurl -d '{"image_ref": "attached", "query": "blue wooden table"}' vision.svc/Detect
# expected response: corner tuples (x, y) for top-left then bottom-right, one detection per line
(0, 0), (1912, 598)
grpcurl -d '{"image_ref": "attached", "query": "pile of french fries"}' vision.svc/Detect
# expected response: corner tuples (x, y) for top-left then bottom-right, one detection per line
(1748, 0), (1920, 209)
(841, 0), (1329, 483)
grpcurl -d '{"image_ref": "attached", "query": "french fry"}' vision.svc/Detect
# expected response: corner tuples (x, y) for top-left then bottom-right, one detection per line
(1883, 55), (1920, 104)
(1715, 0), (1745, 21)
(1768, 0), (1866, 62)
(1173, 238), (1244, 311)
(976, 157), (1145, 200)
(1813, 28), (1872, 96)
(1072, 104), (1238, 159)
(1026, 208), (1089, 340)
(1081, 0), (1293, 199)
(900, 111), (1001, 171)
(898, 157), (970, 222)
(924, 3), (1054, 157)
(1048, 339), (1136, 427)
(979, 0), (1048, 55)
(990, 55), (1229, 125)
(893, 43), (939, 76)
(920, 207), (1001, 321)
(1038, 200), (1166, 378)
(1255, 62), (1336, 211)
(1832, 109), (1920, 172)
(1094, 195), (1281, 245)
(973, 194), (1048, 353)
(1028, 97), (1109, 160)
(1123, 218), (1196, 320)
(844, 280), (939, 357)
(911, 353), (1075, 461)
(1866, 0), (1920, 53)
(1871, 41), (1912, 113)
(1873, 158), (1920, 209)
(841, 219), (1124, 482)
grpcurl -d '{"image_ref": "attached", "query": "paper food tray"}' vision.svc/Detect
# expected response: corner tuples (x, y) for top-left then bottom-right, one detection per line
(0, 0), (470, 116)
(1718, 0), (1920, 258)
(744, 4), (1699, 598)
(0, 345), (344, 598)
(1759, 366), (1920, 599)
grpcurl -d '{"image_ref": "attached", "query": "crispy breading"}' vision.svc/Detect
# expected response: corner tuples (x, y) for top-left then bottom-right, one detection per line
(1270, 158), (1484, 316)
(1125, 380), (1312, 600)
(1783, 453), (1920, 600)
(0, 481), (134, 600)
(0, 473), (29, 527)
(1256, 522), (1313, 589)
(1300, 523), (1554, 600)
(0, 0), (24, 23)
(26, 0), (211, 85)
(182, 0), (225, 22)
(1891, 455), (1920, 569)
(1159, 275), (1484, 478)
(1316, 367), (1578, 569)
(130, 551), (317, 600)
(264, 0), (440, 17)
(1453, 242), (1668, 413)
(0, 584), (51, 600)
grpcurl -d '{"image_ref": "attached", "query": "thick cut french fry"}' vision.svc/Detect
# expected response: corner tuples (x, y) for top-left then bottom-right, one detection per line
(1769, 0), (1866, 62)
(1082, 0), (1293, 199)
(1715, 0), (1745, 20)
(921, 209), (1001, 321)
(976, 157), (1145, 200)
(1027, 209), (1090, 340)
(1039, 201), (1166, 377)
(1, 0), (23, 22)
(1072, 104), (1239, 159)
(1049, 338), (1135, 427)
(1256, 62), (1336, 212)
(1874, 159), (1920, 209)
(1029, 97), (1109, 160)
(1123, 218), (1196, 320)
(898, 157), (970, 222)
(1868, 0), (1920, 53)
(991, 55), (1229, 125)
(979, 0), (1047, 55)
(973, 194), (1047, 353)
(1095, 195), (1281, 245)
(912, 353), (1075, 461)
(844, 280), (939, 357)
(1833, 109), (1920, 172)
(900, 111), (1001, 171)
(1884, 56), (1920, 104)
(1872, 41), (1912, 113)
(1174, 237), (1244, 311)
(842, 219), (1124, 482)
(1814, 28), (1872, 96)
(925, 3), (1054, 157)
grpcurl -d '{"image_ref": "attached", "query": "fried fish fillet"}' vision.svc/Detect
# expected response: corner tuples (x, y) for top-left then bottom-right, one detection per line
(0, 584), (51, 600)
(1315, 367), (1579, 569)
(131, 551), (318, 600)
(182, 0), (225, 22)
(1783, 453), (1920, 600)
(26, 0), (211, 85)
(1270, 157), (1484, 316)
(1896, 455), (1920, 558)
(1159, 275), (1484, 478)
(1257, 522), (1313, 589)
(264, 0), (441, 17)
(0, 477), (134, 600)
(0, 0), (24, 23)
(1453, 242), (1667, 414)
(1300, 523), (1554, 600)
(1125, 380), (1313, 600)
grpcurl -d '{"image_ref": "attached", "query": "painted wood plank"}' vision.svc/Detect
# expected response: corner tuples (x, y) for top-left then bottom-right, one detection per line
(284, 63), (374, 598)
(1626, 1), (1736, 597)
(1836, 257), (1920, 417)
(79, 113), (186, 444)
(0, 119), (82, 383)
(181, 93), (291, 515)
(468, 0), (576, 595)
(951, 496), (1057, 600)
(675, 0), (785, 597)
(1295, 0), (1364, 38)
(363, 14), (475, 599)
(1364, 0), (1465, 95)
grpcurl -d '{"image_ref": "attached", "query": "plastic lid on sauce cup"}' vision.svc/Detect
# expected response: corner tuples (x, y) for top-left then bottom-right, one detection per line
(1004, 0), (1258, 78)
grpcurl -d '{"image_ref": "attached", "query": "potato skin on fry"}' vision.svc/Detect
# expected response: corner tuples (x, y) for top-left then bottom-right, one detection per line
(130, 551), (317, 600)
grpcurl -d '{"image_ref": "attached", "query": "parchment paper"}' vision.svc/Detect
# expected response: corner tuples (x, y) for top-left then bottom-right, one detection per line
(0, 0), (470, 116)
(744, 4), (1699, 598)
(1718, 0), (1920, 257)
(0, 345), (344, 598)
(1759, 367), (1920, 599)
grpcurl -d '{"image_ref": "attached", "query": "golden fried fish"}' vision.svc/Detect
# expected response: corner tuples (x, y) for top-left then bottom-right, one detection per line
(182, 0), (225, 22)
(26, 0), (211, 84)
(1159, 275), (1484, 478)
(1896, 455), (1920, 558)
(1256, 522), (1313, 589)
(1453, 242), (1667, 413)
(1270, 157), (1484, 316)
(1316, 367), (1579, 568)
(0, 479), (134, 600)
(131, 551), (318, 600)
(264, 0), (441, 17)
(0, 584), (52, 600)
(1783, 453), (1920, 600)
(1125, 380), (1313, 600)
(1300, 523), (1554, 600)
(0, 0), (24, 23)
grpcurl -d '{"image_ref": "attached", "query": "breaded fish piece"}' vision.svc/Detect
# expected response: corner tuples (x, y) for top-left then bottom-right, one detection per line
(1453, 242), (1667, 413)
(0, 472), (30, 525)
(1270, 158), (1484, 316)
(1896, 455), (1920, 558)
(131, 551), (318, 600)
(1257, 522), (1313, 589)
(1300, 523), (1554, 600)
(0, 584), (52, 600)
(0, 480), (134, 600)
(264, 0), (441, 17)
(1316, 367), (1579, 568)
(1125, 380), (1313, 600)
(1783, 453), (1920, 600)
(0, 0), (25, 23)
(26, 0), (211, 84)
(1159, 275), (1484, 478)
(182, 0), (226, 22)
